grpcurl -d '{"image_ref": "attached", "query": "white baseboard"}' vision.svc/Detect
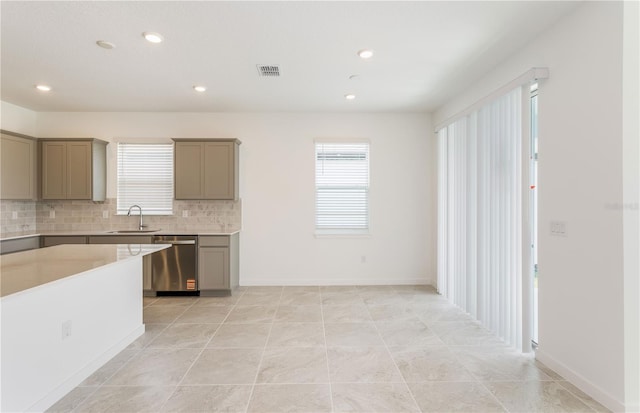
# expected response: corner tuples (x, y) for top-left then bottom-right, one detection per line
(29, 325), (145, 412)
(536, 348), (627, 412)
(239, 276), (433, 287)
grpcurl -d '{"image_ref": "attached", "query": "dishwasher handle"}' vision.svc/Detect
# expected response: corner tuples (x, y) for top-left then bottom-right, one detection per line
(154, 240), (196, 245)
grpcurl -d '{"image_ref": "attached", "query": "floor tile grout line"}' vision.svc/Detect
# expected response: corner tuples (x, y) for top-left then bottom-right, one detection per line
(89, 380), (527, 387)
(438, 319), (522, 413)
(365, 290), (424, 413)
(154, 291), (243, 412)
(431, 311), (514, 413)
(438, 320), (585, 412)
(244, 286), (283, 413)
(552, 380), (607, 413)
(319, 288), (335, 413)
(407, 285), (535, 413)
(66, 382), (102, 413)
(457, 360), (512, 412)
(59, 286), (595, 413)
(68, 300), (190, 413)
(225, 289), (258, 413)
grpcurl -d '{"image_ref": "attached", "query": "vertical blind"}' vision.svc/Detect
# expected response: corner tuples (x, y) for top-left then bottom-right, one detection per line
(117, 143), (174, 215)
(437, 87), (528, 351)
(315, 142), (370, 230)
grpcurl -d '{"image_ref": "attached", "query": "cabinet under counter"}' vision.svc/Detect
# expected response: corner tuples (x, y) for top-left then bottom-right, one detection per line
(198, 233), (239, 296)
(0, 235), (40, 254)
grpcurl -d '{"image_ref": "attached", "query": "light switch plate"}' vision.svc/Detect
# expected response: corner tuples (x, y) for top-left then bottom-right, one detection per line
(102, 211), (109, 219)
(61, 320), (72, 340)
(550, 220), (568, 237)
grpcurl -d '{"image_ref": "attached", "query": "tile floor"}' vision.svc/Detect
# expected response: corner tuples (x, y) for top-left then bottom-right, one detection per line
(48, 285), (609, 413)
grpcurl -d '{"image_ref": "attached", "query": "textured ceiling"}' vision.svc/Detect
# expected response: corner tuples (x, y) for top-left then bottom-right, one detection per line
(0, 1), (579, 112)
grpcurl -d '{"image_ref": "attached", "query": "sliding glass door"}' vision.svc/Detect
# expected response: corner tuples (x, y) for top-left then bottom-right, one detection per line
(530, 84), (539, 346)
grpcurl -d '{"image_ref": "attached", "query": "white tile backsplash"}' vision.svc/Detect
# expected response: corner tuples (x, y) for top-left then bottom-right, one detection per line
(0, 200), (37, 233)
(1, 198), (241, 234)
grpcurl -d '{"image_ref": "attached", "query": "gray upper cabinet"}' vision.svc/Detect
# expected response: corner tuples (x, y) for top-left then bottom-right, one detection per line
(41, 139), (107, 201)
(173, 139), (240, 200)
(0, 131), (37, 200)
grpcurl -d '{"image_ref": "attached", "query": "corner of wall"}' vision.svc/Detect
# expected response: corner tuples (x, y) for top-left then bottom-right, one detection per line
(0, 101), (38, 136)
(623, 1), (640, 410)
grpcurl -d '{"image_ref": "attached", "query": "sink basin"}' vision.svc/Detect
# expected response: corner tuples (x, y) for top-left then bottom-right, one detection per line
(107, 229), (161, 234)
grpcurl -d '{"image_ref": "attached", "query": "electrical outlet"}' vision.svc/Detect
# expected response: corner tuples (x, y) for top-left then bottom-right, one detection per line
(12, 211), (18, 220)
(61, 320), (72, 340)
(361, 255), (367, 264)
(182, 210), (189, 218)
(102, 211), (109, 219)
(550, 220), (568, 237)
(49, 210), (55, 219)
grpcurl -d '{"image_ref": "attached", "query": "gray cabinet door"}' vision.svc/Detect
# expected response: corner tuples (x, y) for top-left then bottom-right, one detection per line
(41, 141), (67, 199)
(0, 133), (36, 200)
(42, 236), (87, 247)
(0, 236), (40, 255)
(203, 141), (234, 199)
(198, 246), (229, 291)
(174, 141), (204, 199)
(66, 141), (92, 199)
(88, 235), (153, 244)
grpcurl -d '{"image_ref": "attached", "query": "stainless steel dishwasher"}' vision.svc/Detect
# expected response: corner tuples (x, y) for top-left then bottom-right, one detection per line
(152, 235), (198, 292)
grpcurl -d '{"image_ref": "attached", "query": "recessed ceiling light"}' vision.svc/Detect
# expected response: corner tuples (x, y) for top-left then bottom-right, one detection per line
(193, 85), (207, 92)
(96, 40), (115, 49)
(143, 32), (164, 43)
(357, 49), (374, 59)
(35, 84), (51, 92)
(345, 94), (356, 100)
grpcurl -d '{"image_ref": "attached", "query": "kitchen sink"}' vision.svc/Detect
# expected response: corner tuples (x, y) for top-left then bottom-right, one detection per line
(107, 229), (161, 234)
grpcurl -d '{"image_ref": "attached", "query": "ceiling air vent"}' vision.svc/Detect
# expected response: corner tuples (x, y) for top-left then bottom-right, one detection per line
(256, 65), (280, 77)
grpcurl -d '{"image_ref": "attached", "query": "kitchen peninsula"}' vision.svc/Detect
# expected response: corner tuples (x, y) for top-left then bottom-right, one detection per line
(0, 243), (169, 412)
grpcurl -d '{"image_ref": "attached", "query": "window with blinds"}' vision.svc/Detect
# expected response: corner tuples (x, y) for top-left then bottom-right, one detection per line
(117, 143), (174, 215)
(315, 142), (369, 232)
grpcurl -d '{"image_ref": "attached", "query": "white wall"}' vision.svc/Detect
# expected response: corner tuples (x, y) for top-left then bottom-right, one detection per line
(31, 111), (435, 286)
(0, 101), (37, 136)
(434, 2), (635, 411)
(622, 1), (640, 410)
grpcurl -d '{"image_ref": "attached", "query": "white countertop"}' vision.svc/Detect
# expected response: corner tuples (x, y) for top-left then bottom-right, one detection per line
(0, 244), (169, 298)
(0, 229), (240, 241)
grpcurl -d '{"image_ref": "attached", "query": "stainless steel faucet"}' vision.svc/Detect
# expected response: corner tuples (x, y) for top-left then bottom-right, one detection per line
(127, 204), (145, 230)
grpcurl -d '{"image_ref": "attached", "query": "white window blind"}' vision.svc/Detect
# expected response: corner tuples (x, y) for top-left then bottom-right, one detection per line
(117, 143), (173, 215)
(437, 87), (529, 351)
(315, 142), (369, 231)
